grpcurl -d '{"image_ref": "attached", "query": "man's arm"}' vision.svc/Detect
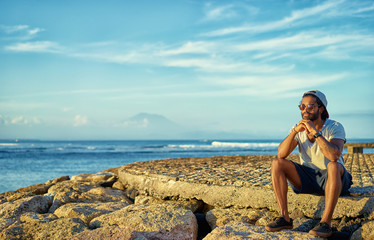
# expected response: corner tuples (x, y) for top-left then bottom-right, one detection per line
(278, 129), (298, 159)
(315, 137), (344, 161)
(299, 120), (344, 161)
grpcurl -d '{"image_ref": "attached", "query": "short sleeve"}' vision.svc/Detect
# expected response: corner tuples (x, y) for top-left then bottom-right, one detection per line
(329, 121), (345, 141)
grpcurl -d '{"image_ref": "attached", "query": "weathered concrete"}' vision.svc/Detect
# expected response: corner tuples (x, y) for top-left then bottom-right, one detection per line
(203, 222), (320, 240)
(118, 154), (374, 219)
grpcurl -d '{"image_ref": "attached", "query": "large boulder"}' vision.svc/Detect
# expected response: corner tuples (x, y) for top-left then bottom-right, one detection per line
(203, 222), (320, 240)
(47, 181), (132, 212)
(90, 204), (198, 240)
(206, 208), (265, 229)
(0, 217), (88, 239)
(54, 202), (129, 225)
(0, 195), (50, 232)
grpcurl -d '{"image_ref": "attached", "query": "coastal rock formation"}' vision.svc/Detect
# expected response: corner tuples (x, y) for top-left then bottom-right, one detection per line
(54, 202), (130, 225)
(1, 217), (87, 239)
(0, 153), (373, 239)
(89, 204), (198, 240)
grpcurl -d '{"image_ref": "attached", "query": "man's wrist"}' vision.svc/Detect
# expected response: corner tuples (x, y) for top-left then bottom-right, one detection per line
(292, 128), (298, 134)
(313, 131), (322, 138)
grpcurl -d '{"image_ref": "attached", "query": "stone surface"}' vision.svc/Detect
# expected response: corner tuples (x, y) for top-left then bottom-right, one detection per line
(0, 217), (88, 239)
(54, 201), (129, 225)
(90, 204), (198, 240)
(134, 195), (203, 212)
(17, 183), (52, 195)
(45, 175), (70, 185)
(118, 154), (374, 218)
(112, 181), (126, 191)
(67, 226), (149, 240)
(47, 181), (132, 212)
(0, 195), (50, 232)
(206, 208), (265, 229)
(203, 222), (320, 240)
(20, 212), (58, 223)
(71, 171), (117, 183)
(351, 220), (374, 240)
(0, 191), (35, 204)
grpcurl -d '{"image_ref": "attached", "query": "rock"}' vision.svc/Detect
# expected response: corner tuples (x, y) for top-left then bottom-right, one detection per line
(67, 226), (149, 240)
(337, 216), (363, 233)
(90, 204), (198, 240)
(0, 195), (50, 232)
(20, 212), (58, 223)
(203, 222), (320, 240)
(54, 202), (129, 225)
(351, 220), (374, 240)
(0, 195), (50, 219)
(0, 217), (88, 239)
(71, 171), (117, 183)
(112, 181), (126, 191)
(206, 208), (265, 230)
(45, 175), (70, 185)
(135, 195), (203, 212)
(255, 210), (277, 226)
(0, 191), (35, 203)
(17, 183), (52, 195)
(293, 218), (318, 232)
(47, 181), (132, 212)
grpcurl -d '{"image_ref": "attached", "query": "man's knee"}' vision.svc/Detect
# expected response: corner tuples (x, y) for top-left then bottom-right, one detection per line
(271, 158), (287, 172)
(327, 161), (344, 176)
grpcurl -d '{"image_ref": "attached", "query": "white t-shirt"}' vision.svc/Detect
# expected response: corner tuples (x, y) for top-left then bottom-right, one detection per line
(291, 118), (346, 170)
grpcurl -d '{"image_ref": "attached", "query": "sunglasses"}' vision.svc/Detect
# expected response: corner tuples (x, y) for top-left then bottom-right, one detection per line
(298, 103), (318, 111)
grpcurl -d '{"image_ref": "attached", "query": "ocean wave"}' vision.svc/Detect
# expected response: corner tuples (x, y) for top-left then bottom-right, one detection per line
(211, 141), (279, 148)
(0, 143), (19, 146)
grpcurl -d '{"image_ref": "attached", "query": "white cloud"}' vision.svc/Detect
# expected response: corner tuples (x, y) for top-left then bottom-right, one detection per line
(0, 115), (42, 125)
(204, 4), (237, 21)
(204, 0), (344, 36)
(0, 25), (45, 40)
(159, 41), (215, 55)
(4, 41), (62, 53)
(202, 73), (347, 97)
(74, 115), (88, 127)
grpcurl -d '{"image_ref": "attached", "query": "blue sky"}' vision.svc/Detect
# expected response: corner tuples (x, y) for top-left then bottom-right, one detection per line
(0, 0), (373, 140)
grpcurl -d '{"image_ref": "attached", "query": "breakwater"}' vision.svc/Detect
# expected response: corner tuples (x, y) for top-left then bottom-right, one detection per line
(1, 154), (373, 239)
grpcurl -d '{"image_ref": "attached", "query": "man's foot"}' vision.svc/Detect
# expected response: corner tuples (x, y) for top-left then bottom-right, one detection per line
(309, 222), (332, 237)
(265, 217), (293, 232)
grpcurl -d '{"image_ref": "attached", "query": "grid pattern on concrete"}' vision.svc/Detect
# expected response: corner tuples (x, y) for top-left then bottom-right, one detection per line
(122, 154), (374, 196)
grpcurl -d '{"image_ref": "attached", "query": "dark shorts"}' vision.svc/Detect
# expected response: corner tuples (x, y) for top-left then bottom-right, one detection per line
(290, 161), (353, 196)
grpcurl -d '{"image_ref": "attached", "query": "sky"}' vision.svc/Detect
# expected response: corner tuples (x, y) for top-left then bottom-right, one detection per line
(0, 0), (373, 140)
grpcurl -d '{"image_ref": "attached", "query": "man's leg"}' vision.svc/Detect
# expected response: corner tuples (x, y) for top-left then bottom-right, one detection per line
(270, 158), (301, 222)
(321, 162), (344, 225)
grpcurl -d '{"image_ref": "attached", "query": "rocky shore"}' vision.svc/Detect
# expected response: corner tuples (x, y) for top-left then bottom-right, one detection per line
(1, 154), (373, 239)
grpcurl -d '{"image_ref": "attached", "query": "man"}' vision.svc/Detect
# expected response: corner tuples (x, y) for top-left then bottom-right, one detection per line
(265, 90), (353, 238)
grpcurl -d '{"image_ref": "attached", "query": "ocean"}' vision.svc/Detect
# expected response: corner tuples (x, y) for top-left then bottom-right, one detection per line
(0, 139), (372, 193)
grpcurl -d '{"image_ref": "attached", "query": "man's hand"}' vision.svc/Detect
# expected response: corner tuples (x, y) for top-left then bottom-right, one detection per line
(294, 120), (317, 135)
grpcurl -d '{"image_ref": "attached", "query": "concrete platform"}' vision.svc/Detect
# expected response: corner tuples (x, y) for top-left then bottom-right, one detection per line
(118, 154), (374, 219)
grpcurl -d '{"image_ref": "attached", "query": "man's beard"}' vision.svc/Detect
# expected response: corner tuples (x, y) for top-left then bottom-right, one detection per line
(302, 109), (319, 121)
